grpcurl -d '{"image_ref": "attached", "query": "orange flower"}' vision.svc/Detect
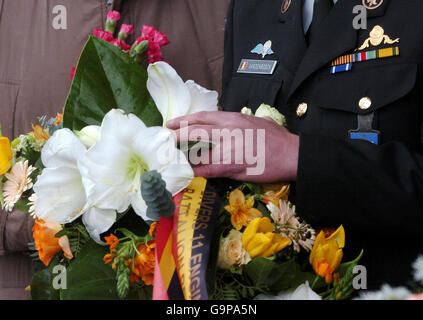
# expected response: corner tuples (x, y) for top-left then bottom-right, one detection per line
(131, 241), (155, 285)
(32, 218), (73, 266)
(260, 182), (290, 205)
(54, 112), (63, 126)
(310, 226), (345, 284)
(105, 234), (119, 249)
(224, 190), (262, 230)
(29, 124), (50, 145)
(149, 222), (157, 237)
(103, 253), (114, 264)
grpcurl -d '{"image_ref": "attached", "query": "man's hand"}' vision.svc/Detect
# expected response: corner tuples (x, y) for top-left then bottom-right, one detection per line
(167, 111), (299, 183)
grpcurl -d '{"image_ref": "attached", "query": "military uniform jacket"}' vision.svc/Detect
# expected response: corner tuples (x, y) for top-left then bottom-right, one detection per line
(221, 0), (423, 288)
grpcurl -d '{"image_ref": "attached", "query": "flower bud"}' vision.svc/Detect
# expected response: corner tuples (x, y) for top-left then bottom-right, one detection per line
(135, 40), (149, 54)
(105, 11), (121, 33)
(241, 107), (253, 116)
(255, 104), (286, 127)
(75, 125), (101, 149)
(118, 24), (134, 41)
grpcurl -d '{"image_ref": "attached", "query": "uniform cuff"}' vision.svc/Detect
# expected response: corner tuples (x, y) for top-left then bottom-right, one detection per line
(295, 133), (341, 228)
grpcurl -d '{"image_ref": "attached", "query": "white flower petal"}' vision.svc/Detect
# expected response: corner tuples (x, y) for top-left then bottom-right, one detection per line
(100, 109), (146, 145)
(41, 128), (87, 168)
(34, 166), (87, 223)
(82, 207), (117, 245)
(131, 190), (149, 221)
(255, 282), (321, 300)
(78, 141), (133, 213)
(147, 61), (191, 125)
(185, 80), (218, 114)
(78, 109), (194, 221)
(160, 156), (194, 196)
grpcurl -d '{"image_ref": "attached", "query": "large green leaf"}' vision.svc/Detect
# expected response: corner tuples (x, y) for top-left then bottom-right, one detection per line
(30, 269), (52, 300)
(63, 36), (162, 130)
(244, 258), (315, 293)
(60, 241), (119, 300)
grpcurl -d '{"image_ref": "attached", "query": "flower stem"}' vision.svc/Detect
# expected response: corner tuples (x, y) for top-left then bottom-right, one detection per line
(311, 275), (320, 290)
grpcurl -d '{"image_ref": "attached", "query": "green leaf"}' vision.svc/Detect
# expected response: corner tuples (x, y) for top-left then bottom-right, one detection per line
(14, 199), (30, 213)
(30, 269), (52, 300)
(337, 250), (364, 278)
(60, 241), (119, 300)
(63, 36), (162, 131)
(244, 258), (315, 293)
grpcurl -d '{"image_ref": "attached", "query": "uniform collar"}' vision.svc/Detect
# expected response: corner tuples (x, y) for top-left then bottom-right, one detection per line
(287, 0), (390, 100)
(303, 0), (339, 34)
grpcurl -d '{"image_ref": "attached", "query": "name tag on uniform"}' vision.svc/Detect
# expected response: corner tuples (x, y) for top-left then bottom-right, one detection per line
(348, 113), (380, 145)
(237, 59), (277, 75)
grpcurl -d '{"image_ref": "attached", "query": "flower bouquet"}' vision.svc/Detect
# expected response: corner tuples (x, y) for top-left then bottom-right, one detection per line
(0, 11), (362, 300)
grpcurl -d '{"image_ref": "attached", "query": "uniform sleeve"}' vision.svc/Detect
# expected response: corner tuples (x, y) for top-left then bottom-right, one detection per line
(0, 208), (34, 255)
(296, 133), (423, 237)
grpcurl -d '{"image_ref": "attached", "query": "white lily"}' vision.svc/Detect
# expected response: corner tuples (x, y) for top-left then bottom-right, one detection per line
(78, 109), (194, 222)
(255, 281), (322, 300)
(147, 61), (219, 126)
(33, 129), (116, 244)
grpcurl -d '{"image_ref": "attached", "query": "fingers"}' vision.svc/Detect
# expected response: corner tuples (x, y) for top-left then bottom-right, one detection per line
(193, 163), (244, 179)
(166, 111), (241, 129)
(172, 124), (221, 144)
(193, 164), (224, 179)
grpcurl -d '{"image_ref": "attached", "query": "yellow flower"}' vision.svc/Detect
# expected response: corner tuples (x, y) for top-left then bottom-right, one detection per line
(29, 124), (50, 145)
(225, 190), (262, 230)
(260, 182), (290, 205)
(0, 134), (12, 175)
(309, 225), (345, 284)
(242, 217), (291, 258)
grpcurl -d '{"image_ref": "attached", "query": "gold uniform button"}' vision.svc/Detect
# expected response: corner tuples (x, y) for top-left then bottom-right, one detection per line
(359, 97), (372, 110)
(296, 103), (308, 117)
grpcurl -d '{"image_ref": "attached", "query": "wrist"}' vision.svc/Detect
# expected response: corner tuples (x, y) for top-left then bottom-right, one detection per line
(283, 132), (299, 181)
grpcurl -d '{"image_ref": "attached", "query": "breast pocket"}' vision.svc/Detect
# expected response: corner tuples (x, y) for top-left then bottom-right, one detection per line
(310, 63), (418, 143)
(312, 63), (417, 114)
(221, 75), (283, 112)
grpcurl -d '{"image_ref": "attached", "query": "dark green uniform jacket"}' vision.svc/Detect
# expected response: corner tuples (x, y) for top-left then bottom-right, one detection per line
(221, 0), (423, 288)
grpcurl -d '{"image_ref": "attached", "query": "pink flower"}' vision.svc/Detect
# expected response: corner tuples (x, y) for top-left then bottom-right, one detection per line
(120, 24), (134, 36)
(135, 36), (164, 64)
(107, 11), (121, 22)
(110, 39), (131, 51)
(69, 67), (76, 80)
(141, 25), (170, 47)
(135, 26), (169, 64)
(93, 28), (114, 42)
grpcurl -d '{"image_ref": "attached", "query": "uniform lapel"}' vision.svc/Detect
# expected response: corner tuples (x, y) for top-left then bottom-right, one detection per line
(277, 0), (308, 75)
(288, 0), (362, 99)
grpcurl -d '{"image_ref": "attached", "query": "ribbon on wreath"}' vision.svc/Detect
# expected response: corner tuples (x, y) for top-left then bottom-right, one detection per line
(153, 177), (221, 300)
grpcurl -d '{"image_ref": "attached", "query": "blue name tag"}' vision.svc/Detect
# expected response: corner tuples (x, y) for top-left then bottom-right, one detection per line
(349, 132), (379, 145)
